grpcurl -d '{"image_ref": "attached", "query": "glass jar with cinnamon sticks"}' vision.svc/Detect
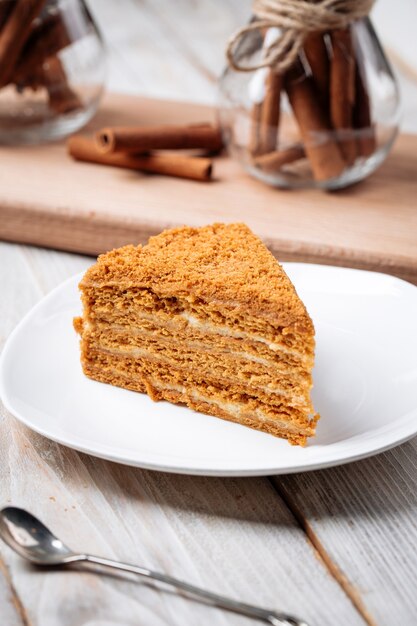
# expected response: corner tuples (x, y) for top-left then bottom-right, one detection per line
(0, 0), (106, 144)
(219, 7), (400, 190)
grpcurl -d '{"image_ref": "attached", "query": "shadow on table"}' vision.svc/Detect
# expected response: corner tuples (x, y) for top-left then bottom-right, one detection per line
(14, 416), (417, 528)
(67, 433), (417, 527)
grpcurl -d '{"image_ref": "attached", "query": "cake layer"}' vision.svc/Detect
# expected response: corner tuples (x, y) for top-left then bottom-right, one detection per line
(90, 344), (311, 409)
(81, 285), (314, 356)
(78, 308), (314, 368)
(91, 331), (311, 387)
(92, 316), (313, 367)
(82, 347), (316, 419)
(83, 331), (312, 406)
(81, 355), (317, 446)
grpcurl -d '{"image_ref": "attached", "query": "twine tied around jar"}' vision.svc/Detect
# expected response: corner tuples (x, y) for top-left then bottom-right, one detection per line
(226, 0), (375, 73)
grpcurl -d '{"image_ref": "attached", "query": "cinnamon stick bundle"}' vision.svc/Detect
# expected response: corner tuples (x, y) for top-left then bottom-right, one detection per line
(0, 0), (47, 87)
(68, 136), (213, 182)
(285, 63), (346, 181)
(96, 124), (223, 155)
(239, 25), (376, 185)
(0, 0), (82, 116)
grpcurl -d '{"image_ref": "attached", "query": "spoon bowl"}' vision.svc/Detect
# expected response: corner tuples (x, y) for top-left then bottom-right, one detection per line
(0, 506), (81, 565)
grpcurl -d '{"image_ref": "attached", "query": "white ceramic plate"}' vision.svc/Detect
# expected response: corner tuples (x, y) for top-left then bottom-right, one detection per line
(1, 264), (417, 476)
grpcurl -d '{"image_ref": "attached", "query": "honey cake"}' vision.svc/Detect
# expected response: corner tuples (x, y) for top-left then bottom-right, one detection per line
(74, 223), (319, 445)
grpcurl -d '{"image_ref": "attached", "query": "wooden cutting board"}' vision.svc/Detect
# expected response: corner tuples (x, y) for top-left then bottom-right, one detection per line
(1, 92), (416, 284)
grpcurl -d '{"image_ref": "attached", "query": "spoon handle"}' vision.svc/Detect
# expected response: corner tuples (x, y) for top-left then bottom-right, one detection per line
(80, 554), (307, 626)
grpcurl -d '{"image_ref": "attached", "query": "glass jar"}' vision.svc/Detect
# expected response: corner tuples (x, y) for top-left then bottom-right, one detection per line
(219, 18), (400, 190)
(0, 0), (106, 144)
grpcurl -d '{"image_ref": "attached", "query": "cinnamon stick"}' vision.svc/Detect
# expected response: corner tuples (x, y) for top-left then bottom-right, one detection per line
(42, 56), (81, 114)
(257, 70), (281, 154)
(330, 28), (357, 165)
(353, 61), (376, 157)
(0, 0), (47, 87)
(248, 102), (262, 156)
(254, 145), (305, 172)
(304, 32), (330, 113)
(96, 124), (223, 154)
(0, 1), (13, 30)
(13, 10), (73, 87)
(285, 62), (346, 181)
(68, 136), (213, 182)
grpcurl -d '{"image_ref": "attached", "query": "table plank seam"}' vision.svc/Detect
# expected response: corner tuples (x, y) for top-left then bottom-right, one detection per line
(0, 556), (33, 626)
(268, 478), (376, 626)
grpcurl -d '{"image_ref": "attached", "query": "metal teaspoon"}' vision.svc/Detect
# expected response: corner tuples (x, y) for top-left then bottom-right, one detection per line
(0, 506), (308, 626)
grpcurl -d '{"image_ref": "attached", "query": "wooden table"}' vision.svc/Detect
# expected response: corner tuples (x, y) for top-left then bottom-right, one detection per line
(1, 2), (417, 625)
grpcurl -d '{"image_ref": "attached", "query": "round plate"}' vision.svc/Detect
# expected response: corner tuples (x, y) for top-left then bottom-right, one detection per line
(1, 263), (417, 476)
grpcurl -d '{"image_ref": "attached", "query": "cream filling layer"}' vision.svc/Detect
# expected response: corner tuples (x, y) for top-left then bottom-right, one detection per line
(87, 310), (311, 364)
(188, 389), (314, 434)
(179, 312), (306, 358)
(93, 343), (310, 408)
(109, 326), (273, 367)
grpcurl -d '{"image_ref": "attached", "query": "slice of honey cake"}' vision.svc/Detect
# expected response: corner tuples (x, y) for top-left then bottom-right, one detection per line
(74, 223), (319, 445)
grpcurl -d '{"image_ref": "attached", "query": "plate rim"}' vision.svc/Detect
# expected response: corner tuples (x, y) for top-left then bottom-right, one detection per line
(1, 263), (417, 477)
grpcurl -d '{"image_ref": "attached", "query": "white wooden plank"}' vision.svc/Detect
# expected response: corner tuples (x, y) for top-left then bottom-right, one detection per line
(372, 0), (417, 73)
(19, 245), (91, 293)
(0, 244), (43, 349)
(0, 241), (365, 625)
(0, 563), (28, 626)
(138, 0), (246, 79)
(88, 0), (215, 102)
(274, 439), (417, 625)
(105, 49), (144, 95)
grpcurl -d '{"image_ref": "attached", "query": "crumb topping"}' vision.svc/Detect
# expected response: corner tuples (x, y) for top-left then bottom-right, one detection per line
(81, 223), (313, 331)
